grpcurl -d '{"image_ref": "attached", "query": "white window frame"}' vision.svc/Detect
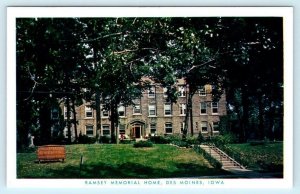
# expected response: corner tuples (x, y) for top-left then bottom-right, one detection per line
(133, 104), (141, 114)
(164, 103), (172, 116)
(200, 102), (207, 115)
(86, 125), (94, 137)
(163, 87), (168, 98)
(213, 122), (220, 132)
(199, 86), (206, 96)
(118, 105), (126, 117)
(178, 85), (186, 97)
(101, 105), (109, 118)
(180, 103), (186, 116)
(211, 102), (219, 115)
(148, 86), (156, 98)
(85, 106), (93, 118)
(148, 105), (156, 116)
(201, 121), (208, 133)
(102, 125), (110, 136)
(165, 123), (173, 134)
(180, 122), (185, 134)
(119, 124), (126, 134)
(150, 123), (156, 135)
(64, 106), (73, 119)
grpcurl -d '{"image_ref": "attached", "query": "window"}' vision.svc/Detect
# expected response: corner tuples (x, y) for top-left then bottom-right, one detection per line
(64, 106), (73, 119)
(213, 122), (220, 132)
(51, 109), (59, 119)
(86, 125), (94, 137)
(199, 86), (206, 96)
(148, 105), (156, 116)
(200, 102), (207, 115)
(180, 103), (186, 115)
(133, 104), (141, 114)
(119, 124), (126, 134)
(118, 105), (125, 117)
(102, 105), (109, 117)
(201, 121), (208, 133)
(178, 85), (186, 97)
(164, 103), (172, 116)
(165, 123), (173, 134)
(102, 125), (110, 135)
(211, 102), (219, 114)
(148, 86), (155, 98)
(85, 106), (93, 118)
(150, 123), (156, 135)
(163, 87), (168, 98)
(180, 122), (185, 133)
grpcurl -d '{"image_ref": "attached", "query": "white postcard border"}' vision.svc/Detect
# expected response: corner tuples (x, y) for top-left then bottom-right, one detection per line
(6, 6), (293, 189)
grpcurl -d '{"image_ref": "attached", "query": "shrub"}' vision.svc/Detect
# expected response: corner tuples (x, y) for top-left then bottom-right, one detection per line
(211, 133), (237, 146)
(149, 136), (170, 144)
(185, 135), (199, 145)
(120, 139), (134, 144)
(99, 135), (111, 144)
(172, 140), (190, 148)
(133, 140), (153, 148)
(165, 134), (182, 142)
(78, 134), (97, 144)
(197, 134), (205, 144)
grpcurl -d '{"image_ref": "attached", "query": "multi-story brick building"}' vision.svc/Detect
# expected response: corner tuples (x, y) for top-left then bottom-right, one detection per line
(61, 78), (226, 141)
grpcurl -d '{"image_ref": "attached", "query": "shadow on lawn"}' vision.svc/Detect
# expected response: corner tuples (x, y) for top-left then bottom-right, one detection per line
(44, 162), (229, 179)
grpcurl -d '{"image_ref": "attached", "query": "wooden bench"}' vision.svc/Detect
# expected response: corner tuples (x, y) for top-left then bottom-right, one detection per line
(37, 145), (66, 163)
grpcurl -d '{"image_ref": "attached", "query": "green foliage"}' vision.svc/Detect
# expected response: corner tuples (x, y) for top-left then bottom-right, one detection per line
(211, 133), (237, 147)
(99, 135), (111, 144)
(16, 17), (284, 147)
(172, 140), (191, 148)
(120, 139), (134, 144)
(149, 136), (171, 144)
(78, 134), (97, 144)
(185, 135), (200, 145)
(133, 140), (153, 148)
(17, 146), (37, 153)
(222, 142), (283, 172)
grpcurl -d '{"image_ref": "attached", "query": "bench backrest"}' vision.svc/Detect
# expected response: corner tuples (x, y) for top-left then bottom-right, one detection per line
(37, 145), (66, 161)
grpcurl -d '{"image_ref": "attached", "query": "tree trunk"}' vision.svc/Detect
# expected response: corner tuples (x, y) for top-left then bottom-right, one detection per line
(258, 93), (265, 140)
(110, 102), (118, 143)
(66, 95), (72, 144)
(71, 96), (78, 143)
(95, 91), (101, 143)
(183, 94), (189, 140)
(241, 87), (250, 142)
(189, 93), (194, 136)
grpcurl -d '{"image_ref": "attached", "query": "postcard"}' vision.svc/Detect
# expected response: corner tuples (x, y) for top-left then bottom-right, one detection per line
(6, 7), (293, 189)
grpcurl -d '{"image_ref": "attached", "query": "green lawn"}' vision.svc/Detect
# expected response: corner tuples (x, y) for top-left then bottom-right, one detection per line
(224, 142), (283, 172)
(17, 144), (228, 179)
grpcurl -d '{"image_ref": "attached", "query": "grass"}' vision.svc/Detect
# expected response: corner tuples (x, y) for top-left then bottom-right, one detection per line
(17, 144), (229, 179)
(224, 142), (283, 172)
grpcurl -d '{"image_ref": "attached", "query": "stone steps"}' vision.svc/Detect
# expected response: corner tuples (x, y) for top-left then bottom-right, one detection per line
(199, 145), (245, 170)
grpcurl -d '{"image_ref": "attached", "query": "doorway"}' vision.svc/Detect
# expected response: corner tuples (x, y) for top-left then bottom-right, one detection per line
(132, 124), (142, 139)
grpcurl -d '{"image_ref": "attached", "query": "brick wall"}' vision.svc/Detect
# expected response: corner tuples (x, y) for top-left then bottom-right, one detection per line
(66, 80), (227, 140)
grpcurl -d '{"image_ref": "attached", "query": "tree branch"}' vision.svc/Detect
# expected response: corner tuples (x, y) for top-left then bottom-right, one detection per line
(187, 59), (216, 73)
(24, 67), (40, 101)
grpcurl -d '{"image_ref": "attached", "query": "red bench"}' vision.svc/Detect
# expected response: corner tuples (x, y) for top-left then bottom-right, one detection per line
(37, 145), (66, 163)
